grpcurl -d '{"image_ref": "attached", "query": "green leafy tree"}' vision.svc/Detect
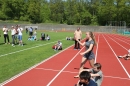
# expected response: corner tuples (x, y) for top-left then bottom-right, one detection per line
(27, 0), (41, 23)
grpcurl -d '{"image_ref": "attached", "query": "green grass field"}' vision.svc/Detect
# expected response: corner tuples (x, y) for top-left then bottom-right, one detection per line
(0, 30), (84, 83)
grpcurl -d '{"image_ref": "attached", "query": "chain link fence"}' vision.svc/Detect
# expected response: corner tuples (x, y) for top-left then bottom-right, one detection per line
(0, 23), (129, 34)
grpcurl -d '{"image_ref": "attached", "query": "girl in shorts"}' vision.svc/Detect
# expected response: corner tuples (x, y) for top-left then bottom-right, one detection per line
(74, 31), (97, 78)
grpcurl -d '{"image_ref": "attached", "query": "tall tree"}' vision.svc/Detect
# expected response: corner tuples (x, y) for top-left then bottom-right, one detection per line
(27, 0), (41, 23)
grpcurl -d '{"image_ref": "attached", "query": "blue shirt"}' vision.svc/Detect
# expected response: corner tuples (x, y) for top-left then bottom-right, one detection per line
(87, 80), (97, 86)
(79, 80), (97, 86)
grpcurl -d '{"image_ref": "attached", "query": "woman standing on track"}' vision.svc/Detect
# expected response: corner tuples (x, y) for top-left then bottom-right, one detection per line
(74, 31), (96, 78)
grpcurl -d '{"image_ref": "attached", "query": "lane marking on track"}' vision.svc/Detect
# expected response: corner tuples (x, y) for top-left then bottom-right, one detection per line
(106, 35), (128, 51)
(1, 38), (86, 86)
(0, 39), (65, 57)
(108, 34), (130, 46)
(102, 34), (130, 78)
(46, 46), (85, 86)
(35, 68), (78, 74)
(0, 44), (74, 86)
(109, 34), (130, 41)
(35, 68), (130, 80)
(95, 34), (100, 63)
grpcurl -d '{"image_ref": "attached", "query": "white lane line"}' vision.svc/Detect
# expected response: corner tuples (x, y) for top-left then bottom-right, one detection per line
(95, 34), (100, 63)
(35, 68), (130, 80)
(108, 34), (130, 46)
(0, 44), (74, 86)
(35, 68), (78, 74)
(104, 75), (130, 80)
(0, 39), (65, 57)
(111, 34), (130, 41)
(105, 34), (128, 51)
(46, 46), (85, 86)
(102, 34), (130, 78)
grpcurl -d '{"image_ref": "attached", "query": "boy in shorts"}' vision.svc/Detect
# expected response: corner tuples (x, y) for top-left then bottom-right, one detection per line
(78, 63), (103, 86)
(17, 25), (23, 46)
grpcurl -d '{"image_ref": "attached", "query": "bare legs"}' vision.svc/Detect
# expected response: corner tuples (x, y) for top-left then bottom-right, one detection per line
(89, 59), (95, 68)
(54, 46), (62, 51)
(79, 57), (87, 74)
(118, 54), (130, 60)
(74, 57), (95, 78)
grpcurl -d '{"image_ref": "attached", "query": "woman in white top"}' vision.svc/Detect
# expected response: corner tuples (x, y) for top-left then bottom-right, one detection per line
(3, 25), (10, 44)
(11, 26), (16, 46)
(17, 25), (23, 46)
(118, 49), (130, 60)
(46, 34), (50, 41)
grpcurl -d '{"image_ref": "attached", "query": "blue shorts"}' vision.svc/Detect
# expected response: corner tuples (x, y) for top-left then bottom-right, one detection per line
(18, 35), (22, 41)
(84, 52), (95, 60)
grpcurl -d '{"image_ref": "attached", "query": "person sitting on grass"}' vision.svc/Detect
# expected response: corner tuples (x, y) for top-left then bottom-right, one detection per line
(75, 71), (97, 86)
(118, 49), (130, 60)
(41, 32), (45, 40)
(46, 34), (50, 41)
(28, 36), (35, 41)
(75, 63), (103, 86)
(66, 36), (70, 40)
(54, 41), (62, 51)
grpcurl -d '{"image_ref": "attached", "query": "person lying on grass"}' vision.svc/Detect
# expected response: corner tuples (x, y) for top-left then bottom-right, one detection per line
(75, 71), (97, 86)
(75, 63), (103, 86)
(118, 49), (130, 60)
(54, 41), (62, 51)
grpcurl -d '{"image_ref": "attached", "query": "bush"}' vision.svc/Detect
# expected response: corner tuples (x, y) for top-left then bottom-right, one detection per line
(20, 16), (28, 21)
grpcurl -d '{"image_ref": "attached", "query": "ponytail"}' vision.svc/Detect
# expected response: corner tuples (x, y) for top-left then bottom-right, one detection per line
(89, 31), (97, 46)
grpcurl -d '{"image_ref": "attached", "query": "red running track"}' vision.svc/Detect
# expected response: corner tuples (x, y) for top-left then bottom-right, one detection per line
(1, 33), (130, 86)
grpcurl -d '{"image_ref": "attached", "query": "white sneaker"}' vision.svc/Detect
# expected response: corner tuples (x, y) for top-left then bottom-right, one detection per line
(12, 44), (15, 47)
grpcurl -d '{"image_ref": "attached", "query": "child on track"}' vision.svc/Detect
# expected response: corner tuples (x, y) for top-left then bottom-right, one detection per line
(76, 63), (103, 86)
(76, 71), (97, 86)
(118, 49), (130, 60)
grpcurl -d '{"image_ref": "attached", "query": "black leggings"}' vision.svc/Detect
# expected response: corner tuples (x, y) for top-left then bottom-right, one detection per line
(4, 34), (10, 43)
(74, 39), (80, 49)
(42, 37), (45, 40)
